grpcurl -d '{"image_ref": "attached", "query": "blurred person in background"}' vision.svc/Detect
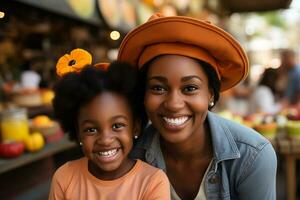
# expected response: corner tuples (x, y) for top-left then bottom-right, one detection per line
(248, 68), (281, 114)
(280, 49), (300, 106)
(20, 59), (41, 90)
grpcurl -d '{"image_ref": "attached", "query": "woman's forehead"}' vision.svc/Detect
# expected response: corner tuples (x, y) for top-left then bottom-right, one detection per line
(147, 55), (207, 78)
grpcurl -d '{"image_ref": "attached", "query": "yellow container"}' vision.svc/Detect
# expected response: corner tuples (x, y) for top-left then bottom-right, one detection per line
(1, 108), (30, 142)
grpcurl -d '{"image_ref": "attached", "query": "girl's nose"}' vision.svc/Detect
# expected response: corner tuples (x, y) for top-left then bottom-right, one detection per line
(163, 91), (185, 112)
(96, 130), (114, 146)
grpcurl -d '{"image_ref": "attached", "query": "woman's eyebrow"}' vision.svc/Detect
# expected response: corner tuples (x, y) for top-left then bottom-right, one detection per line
(147, 76), (167, 82)
(181, 75), (203, 82)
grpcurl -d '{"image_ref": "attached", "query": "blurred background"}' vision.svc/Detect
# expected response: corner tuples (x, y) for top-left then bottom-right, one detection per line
(0, 0), (300, 199)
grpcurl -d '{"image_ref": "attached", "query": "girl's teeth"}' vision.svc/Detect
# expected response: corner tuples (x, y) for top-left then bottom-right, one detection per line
(163, 117), (188, 126)
(98, 149), (118, 157)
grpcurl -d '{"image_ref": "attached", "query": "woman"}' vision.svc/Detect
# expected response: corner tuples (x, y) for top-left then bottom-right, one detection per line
(118, 13), (277, 200)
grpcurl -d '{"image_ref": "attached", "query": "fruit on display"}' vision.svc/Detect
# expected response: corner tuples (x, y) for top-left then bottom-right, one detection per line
(217, 110), (244, 124)
(286, 120), (300, 139)
(32, 115), (53, 127)
(24, 132), (45, 152)
(41, 89), (55, 105)
(254, 123), (277, 139)
(283, 107), (300, 121)
(250, 114), (278, 140)
(31, 115), (62, 142)
(0, 141), (25, 158)
(280, 106), (300, 139)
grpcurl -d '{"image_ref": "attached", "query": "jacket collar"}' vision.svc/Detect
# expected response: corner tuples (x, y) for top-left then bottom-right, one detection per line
(207, 111), (240, 162)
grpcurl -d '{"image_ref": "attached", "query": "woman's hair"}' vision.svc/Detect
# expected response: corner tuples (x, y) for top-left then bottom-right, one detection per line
(138, 57), (221, 112)
(52, 61), (147, 142)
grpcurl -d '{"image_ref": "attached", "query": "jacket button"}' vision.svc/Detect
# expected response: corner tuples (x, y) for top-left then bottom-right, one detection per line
(209, 174), (220, 184)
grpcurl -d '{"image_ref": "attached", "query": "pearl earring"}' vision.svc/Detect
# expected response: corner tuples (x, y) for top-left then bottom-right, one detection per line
(209, 101), (214, 107)
(134, 135), (138, 139)
(79, 142), (83, 146)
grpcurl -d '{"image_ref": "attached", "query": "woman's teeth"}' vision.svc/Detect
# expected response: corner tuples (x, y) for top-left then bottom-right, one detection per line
(98, 149), (118, 157)
(163, 116), (189, 126)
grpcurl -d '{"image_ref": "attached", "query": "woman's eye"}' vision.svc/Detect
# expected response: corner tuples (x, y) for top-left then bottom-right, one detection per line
(183, 85), (198, 92)
(112, 123), (125, 130)
(149, 85), (166, 93)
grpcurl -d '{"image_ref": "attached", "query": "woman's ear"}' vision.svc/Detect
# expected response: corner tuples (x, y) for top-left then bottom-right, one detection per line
(133, 119), (142, 138)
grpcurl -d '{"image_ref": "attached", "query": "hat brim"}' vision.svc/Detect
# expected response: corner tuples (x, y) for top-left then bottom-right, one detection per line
(117, 15), (249, 91)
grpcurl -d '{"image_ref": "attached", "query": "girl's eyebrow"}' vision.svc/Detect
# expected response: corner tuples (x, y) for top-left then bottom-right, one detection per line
(111, 115), (128, 121)
(79, 119), (94, 126)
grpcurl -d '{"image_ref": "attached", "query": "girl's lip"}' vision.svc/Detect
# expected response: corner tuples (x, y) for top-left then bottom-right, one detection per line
(95, 148), (121, 163)
(94, 147), (121, 152)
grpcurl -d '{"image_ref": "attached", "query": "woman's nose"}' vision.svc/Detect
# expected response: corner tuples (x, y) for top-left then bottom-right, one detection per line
(163, 91), (185, 112)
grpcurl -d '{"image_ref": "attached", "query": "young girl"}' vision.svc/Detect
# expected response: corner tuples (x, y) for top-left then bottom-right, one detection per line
(49, 49), (170, 200)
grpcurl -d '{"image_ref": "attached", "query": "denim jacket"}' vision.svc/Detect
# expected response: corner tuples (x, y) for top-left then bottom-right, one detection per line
(130, 112), (277, 200)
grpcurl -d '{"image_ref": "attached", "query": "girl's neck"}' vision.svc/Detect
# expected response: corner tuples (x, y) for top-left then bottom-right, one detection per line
(88, 158), (136, 181)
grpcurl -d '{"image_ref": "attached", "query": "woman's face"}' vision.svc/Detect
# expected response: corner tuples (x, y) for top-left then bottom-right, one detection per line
(144, 55), (213, 144)
(77, 92), (138, 179)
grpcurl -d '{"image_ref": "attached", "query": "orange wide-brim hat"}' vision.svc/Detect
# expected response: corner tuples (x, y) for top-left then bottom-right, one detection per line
(117, 13), (249, 92)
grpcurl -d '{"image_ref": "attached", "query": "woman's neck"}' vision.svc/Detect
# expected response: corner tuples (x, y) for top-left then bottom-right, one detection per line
(161, 122), (213, 162)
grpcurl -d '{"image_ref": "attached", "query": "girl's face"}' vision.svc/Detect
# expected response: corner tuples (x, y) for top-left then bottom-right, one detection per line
(78, 92), (138, 180)
(144, 55), (212, 144)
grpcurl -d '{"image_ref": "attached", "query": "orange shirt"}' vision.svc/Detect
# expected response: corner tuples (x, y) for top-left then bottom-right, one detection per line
(49, 157), (170, 200)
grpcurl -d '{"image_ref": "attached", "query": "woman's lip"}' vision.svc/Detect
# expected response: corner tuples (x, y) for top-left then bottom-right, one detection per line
(159, 114), (191, 118)
(160, 115), (191, 131)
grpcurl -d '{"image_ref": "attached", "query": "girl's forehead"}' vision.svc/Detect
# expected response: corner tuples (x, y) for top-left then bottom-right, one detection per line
(80, 92), (131, 115)
(77, 93), (134, 126)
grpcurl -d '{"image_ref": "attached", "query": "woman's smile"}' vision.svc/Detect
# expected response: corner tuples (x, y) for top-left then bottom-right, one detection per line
(160, 115), (191, 131)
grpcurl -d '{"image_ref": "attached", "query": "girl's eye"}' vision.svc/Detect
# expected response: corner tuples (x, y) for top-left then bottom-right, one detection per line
(112, 123), (125, 130)
(83, 127), (98, 134)
(182, 85), (198, 93)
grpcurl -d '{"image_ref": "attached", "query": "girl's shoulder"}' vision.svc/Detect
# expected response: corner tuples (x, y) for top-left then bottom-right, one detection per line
(134, 159), (168, 182)
(53, 157), (86, 179)
(137, 159), (161, 173)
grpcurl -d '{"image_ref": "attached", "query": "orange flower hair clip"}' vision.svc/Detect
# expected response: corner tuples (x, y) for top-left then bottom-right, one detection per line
(56, 48), (92, 77)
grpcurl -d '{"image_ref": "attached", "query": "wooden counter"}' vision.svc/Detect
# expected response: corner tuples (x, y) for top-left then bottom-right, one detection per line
(274, 137), (300, 200)
(0, 135), (76, 174)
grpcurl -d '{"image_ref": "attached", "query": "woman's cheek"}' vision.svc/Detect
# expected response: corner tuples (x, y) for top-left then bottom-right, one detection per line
(144, 93), (161, 112)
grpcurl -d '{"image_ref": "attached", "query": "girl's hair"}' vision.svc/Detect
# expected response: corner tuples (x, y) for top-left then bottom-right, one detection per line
(138, 57), (221, 112)
(52, 61), (147, 142)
